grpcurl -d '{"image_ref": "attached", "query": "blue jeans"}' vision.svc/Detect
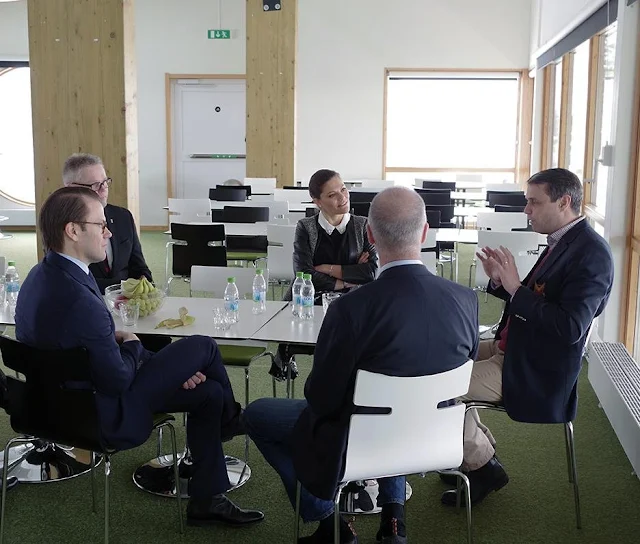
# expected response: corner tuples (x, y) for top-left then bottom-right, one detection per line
(244, 397), (406, 522)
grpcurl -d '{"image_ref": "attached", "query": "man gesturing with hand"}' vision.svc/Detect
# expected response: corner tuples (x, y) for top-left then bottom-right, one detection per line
(440, 168), (614, 508)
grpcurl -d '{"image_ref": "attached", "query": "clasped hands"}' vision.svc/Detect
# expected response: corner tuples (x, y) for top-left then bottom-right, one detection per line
(115, 330), (205, 390)
(476, 246), (522, 296)
(314, 251), (370, 278)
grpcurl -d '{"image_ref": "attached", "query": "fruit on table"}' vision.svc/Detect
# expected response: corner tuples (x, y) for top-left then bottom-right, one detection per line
(120, 277), (163, 317)
(155, 306), (195, 329)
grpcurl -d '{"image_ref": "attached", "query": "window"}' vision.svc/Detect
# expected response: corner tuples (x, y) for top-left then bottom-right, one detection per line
(0, 66), (35, 205)
(384, 72), (521, 182)
(591, 24), (617, 214)
(550, 61), (563, 168)
(567, 42), (590, 179)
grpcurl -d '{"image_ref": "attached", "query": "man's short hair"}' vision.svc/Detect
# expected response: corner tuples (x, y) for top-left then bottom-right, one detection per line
(527, 168), (583, 214)
(39, 187), (102, 252)
(368, 187), (426, 252)
(62, 153), (103, 186)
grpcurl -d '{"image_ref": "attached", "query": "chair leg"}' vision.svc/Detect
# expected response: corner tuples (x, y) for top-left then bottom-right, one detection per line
(294, 481), (302, 543)
(272, 376), (277, 398)
(91, 452), (97, 514)
(563, 424), (573, 483)
(564, 422), (581, 529)
(1, 436), (31, 544)
(334, 484), (346, 544)
(156, 428), (164, 458)
(238, 368), (251, 484)
(164, 423), (184, 534)
(104, 455), (111, 544)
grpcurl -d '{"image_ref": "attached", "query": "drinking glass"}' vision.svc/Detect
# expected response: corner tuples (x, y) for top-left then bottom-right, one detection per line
(322, 292), (341, 313)
(213, 307), (232, 331)
(119, 299), (140, 327)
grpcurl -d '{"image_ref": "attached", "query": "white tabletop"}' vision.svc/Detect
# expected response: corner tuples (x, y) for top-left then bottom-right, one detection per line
(435, 229), (478, 244)
(114, 297), (287, 339)
(0, 304), (13, 326)
(455, 181), (486, 190)
(251, 303), (325, 345)
(450, 191), (486, 202)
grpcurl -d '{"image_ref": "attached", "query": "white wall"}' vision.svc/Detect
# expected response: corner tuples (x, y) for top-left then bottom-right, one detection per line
(0, 0), (28, 61)
(1, 0), (532, 226)
(296, 0), (532, 186)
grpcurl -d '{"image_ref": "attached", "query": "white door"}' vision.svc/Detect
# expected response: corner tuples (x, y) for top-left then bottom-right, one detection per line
(172, 78), (246, 199)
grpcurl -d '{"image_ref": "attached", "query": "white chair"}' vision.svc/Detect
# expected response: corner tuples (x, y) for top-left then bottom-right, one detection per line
(190, 265), (269, 300)
(273, 189), (311, 208)
(470, 230), (545, 289)
(358, 180), (397, 190)
(167, 198), (211, 224)
(420, 229), (439, 276)
(294, 362), (474, 544)
(250, 194), (276, 202)
(244, 177), (277, 193)
(485, 183), (522, 193)
(476, 211), (528, 232)
(266, 224), (296, 296)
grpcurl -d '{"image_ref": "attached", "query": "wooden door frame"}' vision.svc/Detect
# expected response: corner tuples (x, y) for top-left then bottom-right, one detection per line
(165, 73), (246, 200)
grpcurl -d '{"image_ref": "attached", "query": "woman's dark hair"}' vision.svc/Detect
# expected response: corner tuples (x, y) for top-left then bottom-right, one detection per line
(39, 186), (101, 252)
(309, 169), (340, 199)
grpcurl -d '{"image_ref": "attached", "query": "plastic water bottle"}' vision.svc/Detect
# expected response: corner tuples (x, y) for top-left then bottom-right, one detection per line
(300, 273), (315, 320)
(5, 261), (20, 315)
(291, 271), (304, 317)
(252, 269), (267, 314)
(224, 277), (240, 323)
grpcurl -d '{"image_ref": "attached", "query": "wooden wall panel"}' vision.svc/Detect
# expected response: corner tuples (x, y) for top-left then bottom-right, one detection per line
(28, 0), (138, 256)
(246, 1), (297, 188)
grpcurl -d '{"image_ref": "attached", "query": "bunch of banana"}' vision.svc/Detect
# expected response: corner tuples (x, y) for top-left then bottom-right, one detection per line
(155, 307), (195, 329)
(120, 277), (163, 317)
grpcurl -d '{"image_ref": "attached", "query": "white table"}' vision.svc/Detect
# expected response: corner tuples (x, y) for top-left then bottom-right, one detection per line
(435, 229), (478, 245)
(252, 303), (325, 345)
(114, 297), (287, 340)
(450, 191), (486, 202)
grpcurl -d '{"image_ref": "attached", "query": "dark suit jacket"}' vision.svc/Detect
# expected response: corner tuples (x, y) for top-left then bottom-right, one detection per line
(490, 219), (614, 423)
(292, 263), (479, 500)
(15, 252), (151, 449)
(90, 204), (152, 294)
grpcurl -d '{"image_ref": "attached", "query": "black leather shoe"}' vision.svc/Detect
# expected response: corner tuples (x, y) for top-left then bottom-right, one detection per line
(376, 517), (407, 544)
(298, 515), (357, 544)
(441, 456), (509, 507)
(2, 475), (18, 493)
(439, 471), (464, 486)
(187, 494), (264, 526)
(221, 410), (246, 442)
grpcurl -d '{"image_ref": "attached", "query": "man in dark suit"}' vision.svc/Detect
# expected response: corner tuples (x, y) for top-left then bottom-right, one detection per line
(441, 168), (614, 507)
(15, 187), (264, 528)
(62, 153), (152, 293)
(245, 187), (479, 544)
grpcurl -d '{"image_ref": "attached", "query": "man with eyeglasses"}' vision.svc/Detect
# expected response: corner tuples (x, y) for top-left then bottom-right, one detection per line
(62, 153), (152, 293)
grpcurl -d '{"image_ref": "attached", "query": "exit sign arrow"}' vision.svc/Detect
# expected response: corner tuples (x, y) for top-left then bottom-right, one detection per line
(208, 29), (231, 39)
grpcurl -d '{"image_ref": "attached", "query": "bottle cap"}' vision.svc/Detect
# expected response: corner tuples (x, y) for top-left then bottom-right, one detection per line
(256, 269), (264, 275)
(303, 274), (312, 280)
(296, 271), (304, 278)
(227, 277), (236, 283)
(7, 261), (15, 267)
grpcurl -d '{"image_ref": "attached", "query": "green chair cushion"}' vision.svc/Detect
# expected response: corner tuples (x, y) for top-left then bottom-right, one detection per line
(227, 251), (268, 261)
(219, 345), (266, 366)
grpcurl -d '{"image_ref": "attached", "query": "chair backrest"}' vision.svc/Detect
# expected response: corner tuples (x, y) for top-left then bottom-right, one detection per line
(487, 192), (527, 208)
(266, 225), (295, 281)
(425, 204), (454, 223)
(350, 202), (370, 217)
(422, 181), (456, 191)
(250, 193), (276, 202)
(416, 190), (452, 206)
(426, 209), (441, 228)
(210, 186), (249, 201)
(421, 228), (437, 250)
(170, 223), (227, 275)
(419, 252), (438, 274)
(358, 179), (396, 190)
(495, 204), (526, 213)
(342, 362), (473, 483)
(273, 189), (311, 207)
(414, 178), (441, 187)
(0, 336), (103, 452)
(222, 206), (270, 223)
(476, 211), (528, 231)
(474, 230), (546, 288)
(305, 207), (318, 217)
(167, 198), (211, 223)
(349, 191), (377, 204)
(190, 265), (269, 299)
(244, 177), (277, 193)
(267, 223), (296, 246)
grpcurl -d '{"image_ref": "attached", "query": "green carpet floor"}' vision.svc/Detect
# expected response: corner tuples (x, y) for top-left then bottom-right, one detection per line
(0, 231), (638, 543)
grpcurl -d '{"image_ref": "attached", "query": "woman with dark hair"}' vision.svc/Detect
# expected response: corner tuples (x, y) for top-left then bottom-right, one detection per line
(293, 169), (377, 294)
(273, 170), (377, 377)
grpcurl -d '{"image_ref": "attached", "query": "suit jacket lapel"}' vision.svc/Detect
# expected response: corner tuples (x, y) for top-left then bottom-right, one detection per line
(105, 205), (117, 273)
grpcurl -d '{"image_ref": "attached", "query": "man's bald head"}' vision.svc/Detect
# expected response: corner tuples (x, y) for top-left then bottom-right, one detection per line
(367, 187), (427, 262)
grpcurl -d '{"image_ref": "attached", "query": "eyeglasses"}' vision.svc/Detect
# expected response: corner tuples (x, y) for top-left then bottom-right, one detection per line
(71, 178), (112, 192)
(76, 221), (109, 234)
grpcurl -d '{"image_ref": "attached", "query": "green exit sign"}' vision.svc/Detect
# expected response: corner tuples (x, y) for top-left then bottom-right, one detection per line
(208, 29), (231, 39)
